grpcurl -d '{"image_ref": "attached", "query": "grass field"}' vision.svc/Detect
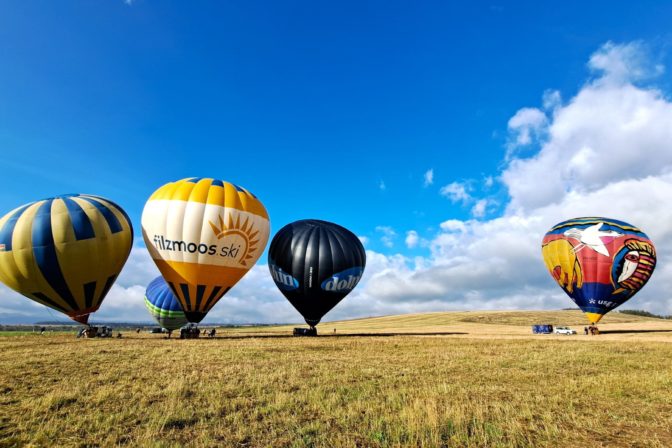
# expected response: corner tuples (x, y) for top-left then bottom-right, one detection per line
(1, 311), (672, 447)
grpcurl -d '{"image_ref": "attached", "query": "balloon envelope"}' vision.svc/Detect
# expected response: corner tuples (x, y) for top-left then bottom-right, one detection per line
(0, 194), (133, 324)
(268, 219), (366, 327)
(542, 217), (656, 324)
(141, 178), (270, 323)
(144, 276), (189, 331)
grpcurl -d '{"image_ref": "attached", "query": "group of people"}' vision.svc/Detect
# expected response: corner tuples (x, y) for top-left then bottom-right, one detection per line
(179, 326), (217, 339)
(584, 325), (599, 335)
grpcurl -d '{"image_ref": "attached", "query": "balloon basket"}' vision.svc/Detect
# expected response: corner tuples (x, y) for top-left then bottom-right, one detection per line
(293, 327), (317, 336)
(179, 325), (201, 339)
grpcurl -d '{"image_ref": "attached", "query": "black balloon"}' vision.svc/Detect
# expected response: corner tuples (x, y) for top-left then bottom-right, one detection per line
(268, 219), (366, 327)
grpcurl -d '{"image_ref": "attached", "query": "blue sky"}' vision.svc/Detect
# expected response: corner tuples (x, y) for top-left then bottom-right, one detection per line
(2, 1), (672, 324)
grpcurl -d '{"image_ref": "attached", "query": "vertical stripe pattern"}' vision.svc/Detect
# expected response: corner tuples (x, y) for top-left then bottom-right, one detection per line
(0, 194), (134, 324)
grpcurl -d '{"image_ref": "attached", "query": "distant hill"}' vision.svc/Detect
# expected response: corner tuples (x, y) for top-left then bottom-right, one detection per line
(318, 310), (662, 330)
(453, 310), (662, 326)
(227, 310), (665, 336)
(3, 310), (663, 334)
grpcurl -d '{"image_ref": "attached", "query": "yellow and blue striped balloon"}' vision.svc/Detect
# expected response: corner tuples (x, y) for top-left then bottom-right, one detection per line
(0, 194), (133, 324)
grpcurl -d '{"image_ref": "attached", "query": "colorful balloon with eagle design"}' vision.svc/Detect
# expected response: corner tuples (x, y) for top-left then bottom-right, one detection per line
(141, 178), (270, 323)
(542, 217), (656, 324)
(0, 194), (133, 324)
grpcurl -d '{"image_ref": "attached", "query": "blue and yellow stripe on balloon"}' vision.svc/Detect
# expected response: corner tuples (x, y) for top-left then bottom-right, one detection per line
(0, 194), (133, 324)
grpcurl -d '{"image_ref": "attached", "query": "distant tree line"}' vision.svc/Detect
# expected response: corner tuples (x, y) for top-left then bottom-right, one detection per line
(560, 308), (670, 319)
(618, 309), (671, 319)
(0, 324), (78, 332)
(0, 322), (287, 332)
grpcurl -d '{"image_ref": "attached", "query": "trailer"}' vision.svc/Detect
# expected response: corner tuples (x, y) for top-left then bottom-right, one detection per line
(532, 324), (554, 334)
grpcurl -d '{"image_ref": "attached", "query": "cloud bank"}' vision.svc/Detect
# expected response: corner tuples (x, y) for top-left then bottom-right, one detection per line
(341, 41), (672, 320)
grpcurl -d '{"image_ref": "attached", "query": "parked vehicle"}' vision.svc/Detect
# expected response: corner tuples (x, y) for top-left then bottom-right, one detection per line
(77, 325), (113, 338)
(532, 324), (554, 334)
(293, 327), (317, 336)
(554, 326), (577, 335)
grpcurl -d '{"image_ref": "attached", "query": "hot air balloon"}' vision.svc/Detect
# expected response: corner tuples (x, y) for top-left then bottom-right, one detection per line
(0, 194), (133, 324)
(144, 276), (189, 333)
(542, 217), (656, 325)
(268, 219), (366, 333)
(141, 178), (270, 323)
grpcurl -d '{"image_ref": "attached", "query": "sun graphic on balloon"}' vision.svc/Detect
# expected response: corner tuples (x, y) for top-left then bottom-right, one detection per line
(208, 214), (261, 266)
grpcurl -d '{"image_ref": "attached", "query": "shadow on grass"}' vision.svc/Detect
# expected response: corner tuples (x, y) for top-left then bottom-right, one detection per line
(598, 329), (672, 334)
(211, 332), (469, 339)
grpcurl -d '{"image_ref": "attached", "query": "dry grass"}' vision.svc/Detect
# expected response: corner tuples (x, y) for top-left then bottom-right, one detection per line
(1, 311), (672, 447)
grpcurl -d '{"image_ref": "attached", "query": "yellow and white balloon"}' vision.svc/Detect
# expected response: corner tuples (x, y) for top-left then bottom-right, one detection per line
(141, 178), (270, 322)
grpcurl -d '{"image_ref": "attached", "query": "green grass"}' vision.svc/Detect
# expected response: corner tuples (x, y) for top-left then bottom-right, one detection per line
(0, 331), (73, 337)
(1, 311), (671, 447)
(0, 331), (34, 337)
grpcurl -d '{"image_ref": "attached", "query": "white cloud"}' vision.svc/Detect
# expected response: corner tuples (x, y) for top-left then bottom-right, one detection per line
(439, 180), (492, 216)
(115, 245), (160, 288)
(542, 90), (562, 111)
(199, 264), (298, 324)
(439, 181), (471, 203)
(336, 41), (672, 318)
(423, 169), (434, 187)
(502, 66), (672, 213)
(376, 226), (397, 248)
(0, 283), (63, 323)
(588, 41), (663, 85)
(405, 230), (419, 249)
(506, 107), (548, 154)
(378, 180), (386, 191)
(470, 199), (489, 218)
(440, 219), (467, 233)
